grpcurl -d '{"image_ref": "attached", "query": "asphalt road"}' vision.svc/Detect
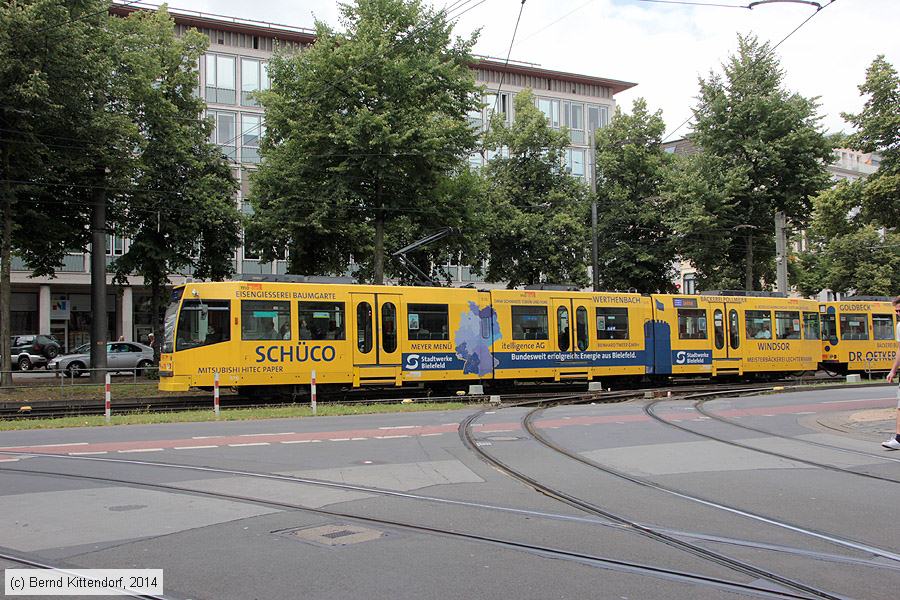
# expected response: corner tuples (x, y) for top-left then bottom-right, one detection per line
(0, 385), (897, 599)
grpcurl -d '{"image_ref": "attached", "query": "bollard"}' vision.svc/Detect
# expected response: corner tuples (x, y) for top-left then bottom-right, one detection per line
(213, 371), (220, 417)
(104, 373), (111, 423)
(311, 369), (317, 416)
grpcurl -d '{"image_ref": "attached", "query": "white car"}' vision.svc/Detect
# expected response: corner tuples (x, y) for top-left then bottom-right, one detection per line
(48, 342), (156, 378)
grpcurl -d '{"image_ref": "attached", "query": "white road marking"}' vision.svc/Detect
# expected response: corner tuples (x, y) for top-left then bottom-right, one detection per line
(118, 448), (164, 453)
(68, 451), (107, 456)
(174, 445), (218, 450)
(378, 425), (419, 430)
(29, 442), (89, 448)
(240, 432), (294, 437)
(328, 438), (351, 442)
(0, 458), (20, 462)
(192, 436), (224, 439)
(228, 442), (270, 447)
(822, 398), (892, 404)
(422, 433), (443, 437)
(351, 437), (367, 441)
(795, 412), (815, 415)
(280, 440), (311, 444)
(377, 435), (409, 439)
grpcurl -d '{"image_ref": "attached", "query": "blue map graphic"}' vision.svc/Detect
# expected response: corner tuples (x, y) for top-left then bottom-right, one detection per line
(454, 301), (500, 376)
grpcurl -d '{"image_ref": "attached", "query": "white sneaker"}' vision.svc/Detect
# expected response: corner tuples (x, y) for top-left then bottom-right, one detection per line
(883, 438), (900, 450)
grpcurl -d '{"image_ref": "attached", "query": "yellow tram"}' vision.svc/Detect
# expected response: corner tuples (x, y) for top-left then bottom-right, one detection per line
(158, 279), (891, 394)
(820, 298), (898, 374)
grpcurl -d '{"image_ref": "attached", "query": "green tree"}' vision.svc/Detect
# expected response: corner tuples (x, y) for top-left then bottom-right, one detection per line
(0, 0), (115, 382)
(594, 98), (676, 292)
(667, 34), (832, 291)
(248, 0), (481, 283)
(796, 56), (900, 296)
(108, 8), (240, 352)
(482, 89), (591, 288)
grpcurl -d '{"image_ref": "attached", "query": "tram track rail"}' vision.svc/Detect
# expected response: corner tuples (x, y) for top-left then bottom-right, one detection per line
(644, 396), (900, 485)
(0, 459), (822, 600)
(459, 388), (856, 600)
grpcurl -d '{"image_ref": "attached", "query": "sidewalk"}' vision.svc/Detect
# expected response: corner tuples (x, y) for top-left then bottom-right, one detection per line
(816, 408), (896, 441)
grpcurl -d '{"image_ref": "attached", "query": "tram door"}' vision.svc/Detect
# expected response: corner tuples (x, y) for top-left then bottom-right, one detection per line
(708, 301), (741, 374)
(350, 293), (402, 367)
(551, 298), (591, 353)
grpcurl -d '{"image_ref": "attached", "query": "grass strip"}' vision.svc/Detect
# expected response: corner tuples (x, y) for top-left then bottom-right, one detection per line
(0, 402), (470, 431)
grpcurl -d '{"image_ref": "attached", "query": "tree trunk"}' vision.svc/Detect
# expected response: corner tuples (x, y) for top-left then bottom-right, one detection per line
(1, 173), (12, 386)
(90, 167), (108, 382)
(150, 277), (162, 362)
(744, 233), (754, 291)
(373, 181), (384, 285)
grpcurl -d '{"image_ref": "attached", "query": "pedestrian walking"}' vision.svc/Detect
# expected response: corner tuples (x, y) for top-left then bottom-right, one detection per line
(883, 295), (900, 450)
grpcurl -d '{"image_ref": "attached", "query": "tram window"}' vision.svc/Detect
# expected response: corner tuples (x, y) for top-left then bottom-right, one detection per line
(382, 303), (397, 353)
(241, 300), (291, 340)
(557, 306), (570, 351)
(802, 312), (820, 340)
(511, 306), (549, 340)
(713, 309), (725, 350)
(873, 314), (894, 340)
(176, 300), (230, 351)
(775, 311), (801, 340)
(745, 310), (772, 339)
(298, 301), (345, 340)
(821, 312), (838, 345)
(840, 313), (869, 340)
(163, 287), (184, 353)
(408, 304), (449, 340)
(357, 302), (373, 353)
(596, 307), (628, 340)
(677, 309), (707, 340)
(728, 309), (740, 350)
(576, 307), (589, 351)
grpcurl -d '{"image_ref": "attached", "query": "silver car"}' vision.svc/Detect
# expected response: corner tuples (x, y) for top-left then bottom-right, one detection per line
(48, 342), (156, 378)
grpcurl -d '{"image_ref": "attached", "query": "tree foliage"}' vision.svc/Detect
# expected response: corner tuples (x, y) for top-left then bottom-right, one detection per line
(481, 90), (591, 288)
(594, 98), (676, 292)
(108, 8), (240, 346)
(666, 34), (831, 291)
(796, 56), (900, 297)
(248, 0), (482, 283)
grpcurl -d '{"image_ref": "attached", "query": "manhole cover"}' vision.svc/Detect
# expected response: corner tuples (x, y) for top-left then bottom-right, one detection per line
(281, 524), (384, 546)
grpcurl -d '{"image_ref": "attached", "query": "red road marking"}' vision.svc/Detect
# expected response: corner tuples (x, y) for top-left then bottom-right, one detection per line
(0, 397), (892, 456)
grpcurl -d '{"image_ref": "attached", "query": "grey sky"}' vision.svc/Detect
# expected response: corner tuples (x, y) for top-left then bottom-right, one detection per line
(159, 0), (898, 138)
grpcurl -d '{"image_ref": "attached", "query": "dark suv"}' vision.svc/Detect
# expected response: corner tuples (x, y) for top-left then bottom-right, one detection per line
(11, 334), (61, 371)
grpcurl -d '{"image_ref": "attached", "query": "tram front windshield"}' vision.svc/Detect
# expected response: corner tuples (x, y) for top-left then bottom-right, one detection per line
(163, 288), (184, 353)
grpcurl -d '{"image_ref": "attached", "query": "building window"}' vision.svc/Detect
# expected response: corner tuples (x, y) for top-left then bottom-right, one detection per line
(565, 148), (585, 179)
(208, 110), (237, 160)
(241, 114), (263, 164)
(682, 273), (696, 295)
(587, 105), (608, 136)
(511, 306), (549, 340)
(204, 54), (236, 104)
(484, 91), (510, 123)
(105, 233), (125, 256)
(536, 97), (560, 128)
(564, 101), (584, 144)
(467, 92), (483, 131)
(240, 58), (269, 106)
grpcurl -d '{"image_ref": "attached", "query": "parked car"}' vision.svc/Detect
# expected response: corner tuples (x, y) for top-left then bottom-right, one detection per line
(48, 342), (156, 378)
(10, 334), (61, 371)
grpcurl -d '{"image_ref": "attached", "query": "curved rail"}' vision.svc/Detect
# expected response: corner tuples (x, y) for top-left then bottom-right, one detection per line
(644, 398), (900, 485)
(459, 396), (848, 600)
